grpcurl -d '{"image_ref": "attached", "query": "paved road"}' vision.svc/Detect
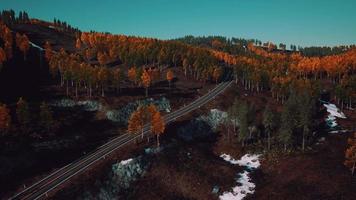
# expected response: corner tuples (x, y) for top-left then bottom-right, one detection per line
(10, 80), (233, 200)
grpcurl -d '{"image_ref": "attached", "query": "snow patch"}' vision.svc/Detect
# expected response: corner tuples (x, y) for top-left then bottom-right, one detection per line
(119, 158), (133, 165)
(323, 103), (346, 119)
(219, 154), (261, 200)
(329, 130), (348, 134)
(30, 41), (44, 51)
(323, 103), (346, 131)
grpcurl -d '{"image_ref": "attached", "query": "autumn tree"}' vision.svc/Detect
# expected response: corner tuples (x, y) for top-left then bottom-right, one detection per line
(212, 67), (222, 84)
(75, 38), (82, 49)
(128, 106), (146, 139)
(44, 41), (53, 61)
(0, 47), (6, 70)
(0, 104), (11, 136)
(345, 132), (356, 176)
(15, 33), (30, 60)
(39, 102), (54, 133)
(16, 97), (30, 133)
(128, 67), (137, 85)
(151, 110), (165, 147)
(141, 69), (151, 97)
(166, 69), (174, 89)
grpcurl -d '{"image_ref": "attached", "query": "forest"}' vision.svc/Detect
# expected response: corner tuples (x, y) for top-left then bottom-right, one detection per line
(0, 9), (355, 200)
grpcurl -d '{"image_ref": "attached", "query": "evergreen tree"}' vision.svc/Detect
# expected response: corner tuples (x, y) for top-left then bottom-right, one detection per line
(0, 104), (11, 136)
(297, 93), (315, 151)
(263, 104), (278, 150)
(279, 105), (293, 151)
(236, 101), (249, 146)
(16, 97), (30, 134)
(39, 102), (54, 134)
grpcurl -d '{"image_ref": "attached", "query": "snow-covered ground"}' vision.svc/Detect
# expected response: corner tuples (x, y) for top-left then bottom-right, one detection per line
(323, 103), (347, 133)
(219, 154), (261, 200)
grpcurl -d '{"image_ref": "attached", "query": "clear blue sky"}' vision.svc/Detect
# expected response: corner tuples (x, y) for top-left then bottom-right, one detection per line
(1, 0), (356, 47)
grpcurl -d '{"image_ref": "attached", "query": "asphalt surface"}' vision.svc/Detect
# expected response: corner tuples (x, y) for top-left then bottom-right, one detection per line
(10, 80), (232, 200)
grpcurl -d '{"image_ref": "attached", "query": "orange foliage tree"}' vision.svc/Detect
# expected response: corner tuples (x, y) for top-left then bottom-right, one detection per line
(128, 106), (146, 139)
(345, 132), (356, 176)
(44, 41), (53, 61)
(15, 33), (30, 60)
(151, 110), (165, 147)
(128, 67), (137, 85)
(0, 103), (11, 135)
(0, 47), (6, 70)
(212, 67), (222, 84)
(166, 69), (174, 89)
(141, 69), (151, 97)
(75, 38), (82, 49)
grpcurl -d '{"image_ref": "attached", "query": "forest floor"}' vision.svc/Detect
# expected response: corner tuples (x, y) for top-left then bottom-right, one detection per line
(52, 83), (356, 200)
(55, 83), (356, 200)
(0, 66), (216, 198)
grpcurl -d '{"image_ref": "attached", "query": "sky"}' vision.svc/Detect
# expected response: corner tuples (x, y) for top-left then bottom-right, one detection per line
(1, 0), (356, 47)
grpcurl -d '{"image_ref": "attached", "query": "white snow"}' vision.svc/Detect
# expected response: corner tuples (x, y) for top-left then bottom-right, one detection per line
(219, 154), (261, 200)
(323, 103), (346, 119)
(219, 171), (255, 200)
(323, 103), (347, 130)
(329, 130), (348, 134)
(119, 158), (133, 165)
(30, 41), (44, 51)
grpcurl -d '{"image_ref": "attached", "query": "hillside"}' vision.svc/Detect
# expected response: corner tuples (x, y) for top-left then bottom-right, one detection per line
(0, 9), (355, 200)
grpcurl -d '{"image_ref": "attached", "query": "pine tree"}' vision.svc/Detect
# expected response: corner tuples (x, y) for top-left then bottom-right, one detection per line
(297, 93), (314, 151)
(39, 102), (54, 133)
(279, 102), (294, 151)
(345, 132), (356, 176)
(263, 104), (278, 150)
(237, 101), (249, 146)
(16, 97), (30, 134)
(0, 104), (11, 136)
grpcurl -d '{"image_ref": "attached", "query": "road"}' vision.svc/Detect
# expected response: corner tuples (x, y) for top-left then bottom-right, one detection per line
(10, 80), (233, 200)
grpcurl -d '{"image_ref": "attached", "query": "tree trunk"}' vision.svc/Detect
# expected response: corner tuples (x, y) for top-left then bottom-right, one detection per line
(157, 134), (160, 148)
(66, 80), (69, 96)
(101, 85), (105, 97)
(145, 87), (148, 97)
(75, 82), (78, 98)
(302, 133), (305, 151)
(268, 131), (271, 150)
(352, 161), (355, 176)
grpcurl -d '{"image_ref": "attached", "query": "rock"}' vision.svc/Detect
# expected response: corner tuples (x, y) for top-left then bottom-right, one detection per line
(111, 157), (145, 189)
(212, 186), (220, 194)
